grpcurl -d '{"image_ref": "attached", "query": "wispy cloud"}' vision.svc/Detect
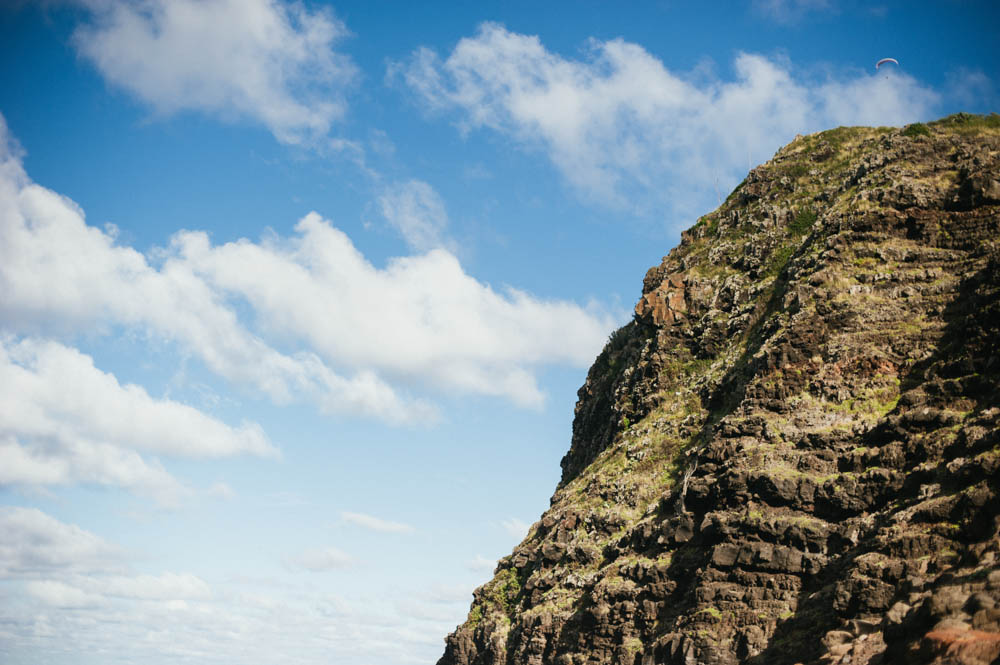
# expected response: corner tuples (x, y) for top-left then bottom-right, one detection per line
(25, 572), (212, 608)
(0, 333), (276, 504)
(0, 124), (426, 423)
(420, 583), (476, 604)
(70, 0), (357, 145)
(396, 23), (943, 221)
(467, 554), (496, 572)
(752, 0), (833, 24)
(285, 546), (355, 572)
(341, 511), (415, 534)
(499, 517), (530, 541)
(0, 506), (123, 577)
(378, 179), (452, 252)
(25, 579), (106, 608)
(946, 67), (998, 109)
(0, 337), (275, 459)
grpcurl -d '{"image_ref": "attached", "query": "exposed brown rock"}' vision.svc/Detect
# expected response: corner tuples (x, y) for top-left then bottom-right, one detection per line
(912, 629), (1000, 665)
(439, 114), (1000, 665)
(636, 273), (687, 327)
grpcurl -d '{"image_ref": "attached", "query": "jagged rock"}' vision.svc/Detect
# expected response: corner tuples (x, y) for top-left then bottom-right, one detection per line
(438, 114), (1000, 665)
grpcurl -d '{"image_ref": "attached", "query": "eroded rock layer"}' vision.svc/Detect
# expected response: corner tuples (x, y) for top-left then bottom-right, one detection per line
(439, 114), (1000, 665)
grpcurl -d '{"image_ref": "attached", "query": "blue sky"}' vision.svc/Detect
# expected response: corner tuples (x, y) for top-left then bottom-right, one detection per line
(0, 1), (996, 663)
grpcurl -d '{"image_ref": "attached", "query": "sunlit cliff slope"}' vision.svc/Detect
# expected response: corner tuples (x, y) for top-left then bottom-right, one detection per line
(439, 113), (1000, 665)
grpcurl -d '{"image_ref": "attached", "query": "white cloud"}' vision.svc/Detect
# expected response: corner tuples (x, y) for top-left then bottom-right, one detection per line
(0, 337), (276, 459)
(17, 570), (210, 607)
(420, 583), (476, 604)
(341, 511), (415, 534)
(0, 506), (122, 577)
(176, 214), (614, 408)
(207, 481), (236, 500)
(286, 546), (355, 572)
(25, 580), (105, 608)
(0, 122), (433, 424)
(0, 115), (614, 415)
(0, 336), (276, 504)
(815, 70), (941, 128)
(397, 24), (942, 219)
(0, 434), (191, 505)
(99, 572), (212, 600)
(378, 179), (451, 252)
(0, 115), (615, 422)
(500, 517), (530, 541)
(71, 0), (357, 145)
(752, 0), (832, 23)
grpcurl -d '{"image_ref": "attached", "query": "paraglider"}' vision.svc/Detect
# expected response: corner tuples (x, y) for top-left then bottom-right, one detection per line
(876, 58), (898, 79)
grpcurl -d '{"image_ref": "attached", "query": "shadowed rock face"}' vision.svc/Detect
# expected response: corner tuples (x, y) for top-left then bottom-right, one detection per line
(438, 114), (1000, 665)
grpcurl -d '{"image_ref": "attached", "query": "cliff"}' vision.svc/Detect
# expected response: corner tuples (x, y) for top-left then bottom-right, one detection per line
(439, 113), (1000, 665)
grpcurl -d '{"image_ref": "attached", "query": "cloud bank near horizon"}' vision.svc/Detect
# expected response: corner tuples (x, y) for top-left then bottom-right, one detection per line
(0, 506), (467, 663)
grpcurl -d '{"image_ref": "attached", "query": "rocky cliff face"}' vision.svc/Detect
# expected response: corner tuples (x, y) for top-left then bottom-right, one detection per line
(439, 114), (1000, 665)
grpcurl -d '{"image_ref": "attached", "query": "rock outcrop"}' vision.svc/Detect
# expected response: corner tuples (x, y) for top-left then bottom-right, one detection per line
(439, 114), (1000, 665)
